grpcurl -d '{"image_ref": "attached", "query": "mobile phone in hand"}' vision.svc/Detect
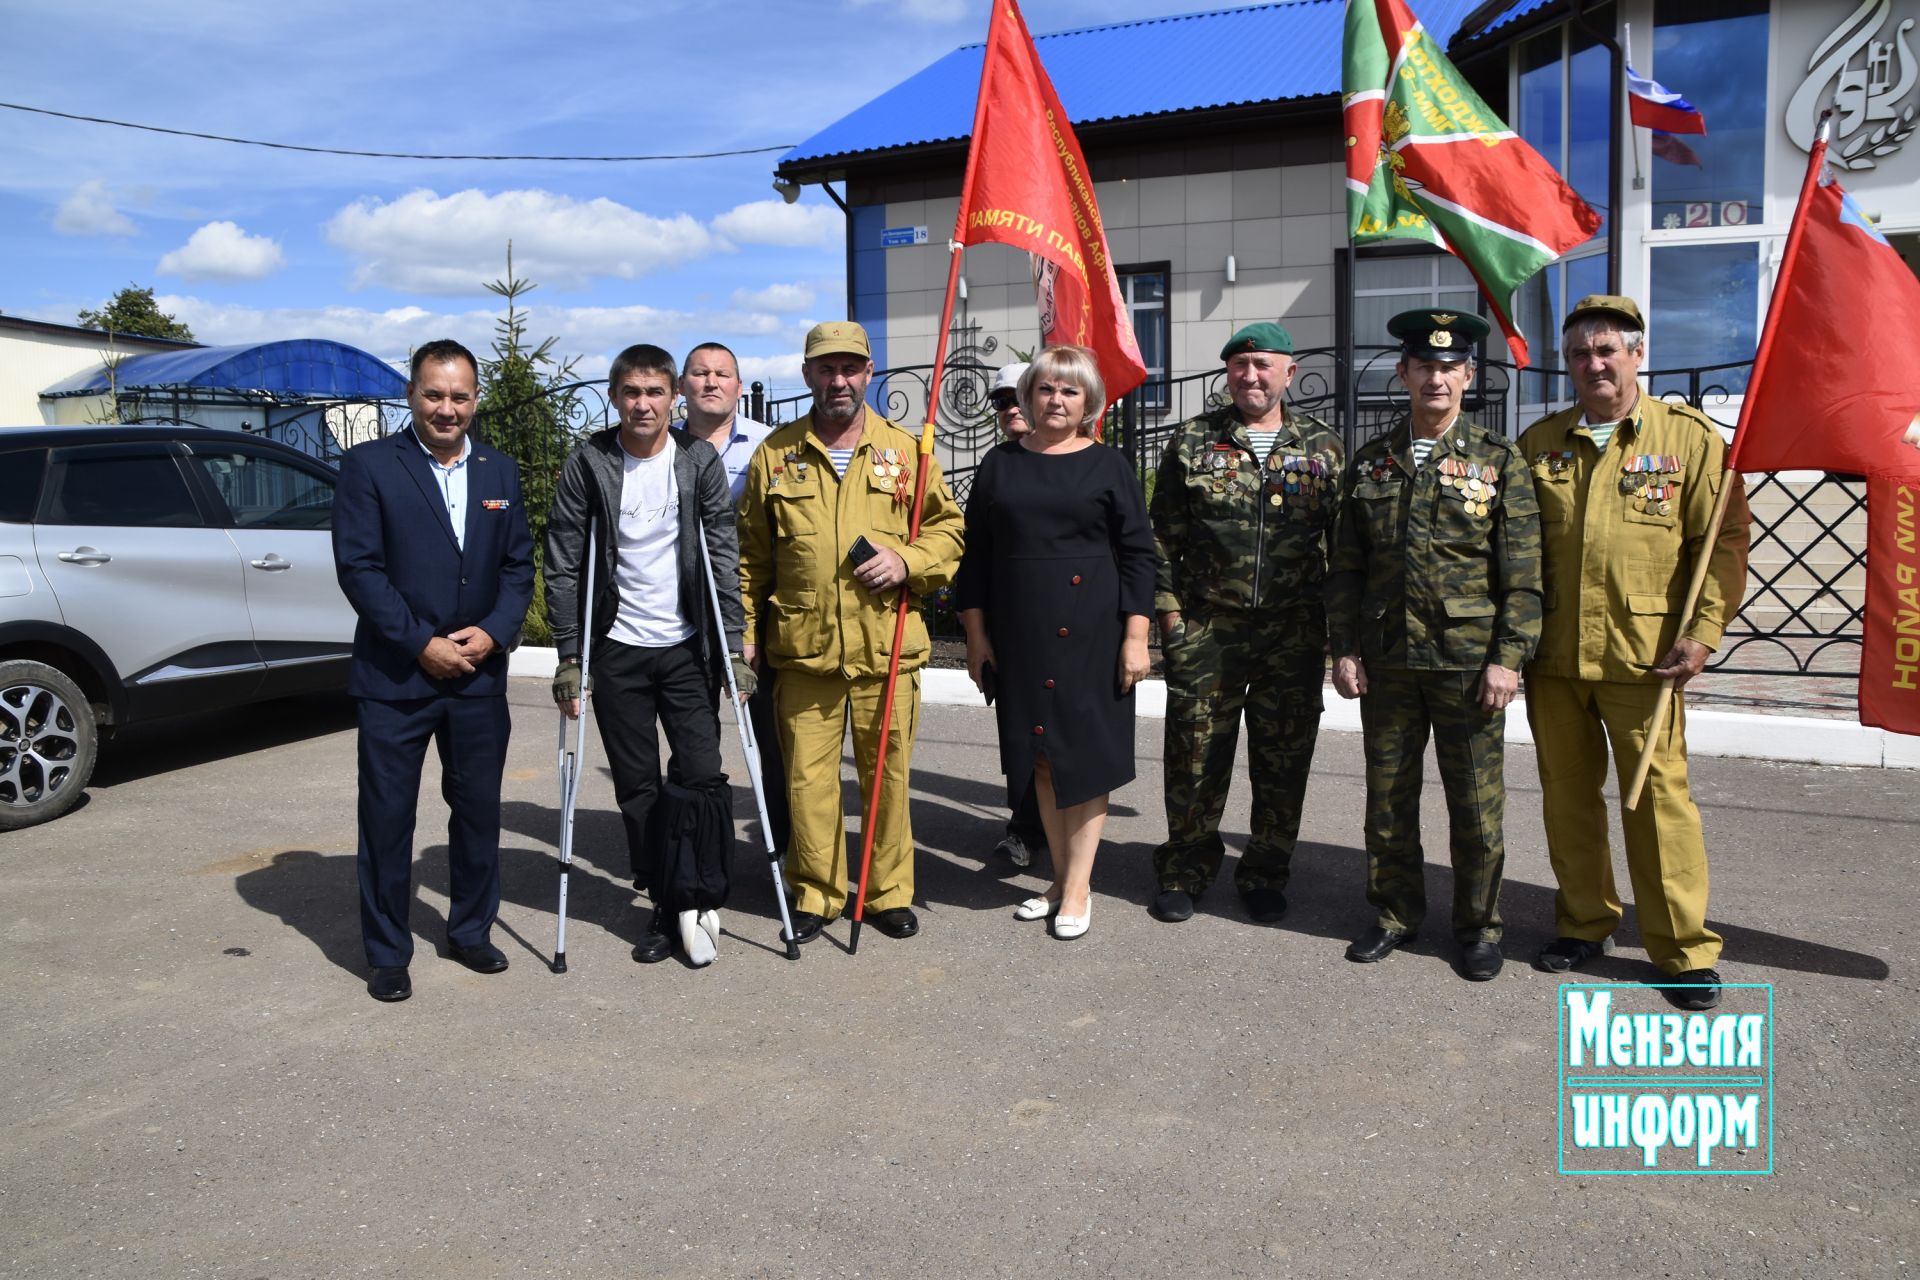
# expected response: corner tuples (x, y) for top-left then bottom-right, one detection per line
(847, 535), (880, 567)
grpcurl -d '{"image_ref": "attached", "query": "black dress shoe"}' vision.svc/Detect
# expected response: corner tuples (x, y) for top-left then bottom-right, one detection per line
(632, 908), (673, 963)
(866, 907), (919, 939)
(1346, 926), (1414, 963)
(1535, 935), (1614, 973)
(1151, 888), (1196, 922)
(1659, 967), (1723, 1010)
(368, 967), (411, 1002)
(448, 940), (509, 974)
(1457, 940), (1504, 981)
(1242, 887), (1289, 924)
(790, 911), (830, 944)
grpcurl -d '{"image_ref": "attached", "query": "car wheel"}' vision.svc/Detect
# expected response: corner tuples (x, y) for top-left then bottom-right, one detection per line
(0, 659), (99, 831)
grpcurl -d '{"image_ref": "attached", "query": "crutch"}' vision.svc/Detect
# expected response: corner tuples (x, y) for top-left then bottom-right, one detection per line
(700, 526), (800, 961)
(552, 526), (599, 974)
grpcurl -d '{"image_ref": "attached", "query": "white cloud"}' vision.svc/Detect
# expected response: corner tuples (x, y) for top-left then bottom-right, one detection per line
(735, 352), (805, 390)
(710, 200), (842, 250)
(156, 220), (286, 282)
(53, 179), (137, 237)
(731, 282), (816, 312)
(325, 188), (715, 294)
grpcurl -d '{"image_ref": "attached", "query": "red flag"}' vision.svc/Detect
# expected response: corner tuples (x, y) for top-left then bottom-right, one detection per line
(1727, 131), (1920, 735)
(953, 0), (1147, 405)
(1862, 473), (1920, 734)
(1729, 142), (1920, 476)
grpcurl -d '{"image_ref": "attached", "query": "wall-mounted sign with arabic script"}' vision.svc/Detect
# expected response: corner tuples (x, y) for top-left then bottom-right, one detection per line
(1786, 0), (1920, 170)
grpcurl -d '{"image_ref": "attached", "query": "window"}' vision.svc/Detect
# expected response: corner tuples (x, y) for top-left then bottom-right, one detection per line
(41, 449), (201, 528)
(1648, 242), (1758, 397)
(190, 449), (336, 530)
(1353, 252), (1482, 391)
(1649, 0), (1768, 231)
(1117, 264), (1169, 409)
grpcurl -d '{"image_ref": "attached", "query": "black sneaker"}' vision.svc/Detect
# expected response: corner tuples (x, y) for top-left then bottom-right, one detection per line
(631, 909), (673, 964)
(1151, 888), (1195, 922)
(1659, 967), (1723, 1010)
(1535, 935), (1614, 973)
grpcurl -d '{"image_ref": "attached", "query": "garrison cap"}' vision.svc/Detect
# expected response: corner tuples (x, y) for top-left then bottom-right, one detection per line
(1563, 294), (1646, 333)
(1387, 308), (1489, 363)
(1220, 322), (1294, 361)
(803, 321), (872, 360)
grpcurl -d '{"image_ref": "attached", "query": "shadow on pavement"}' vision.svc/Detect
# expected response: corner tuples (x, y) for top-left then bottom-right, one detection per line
(93, 693), (356, 789)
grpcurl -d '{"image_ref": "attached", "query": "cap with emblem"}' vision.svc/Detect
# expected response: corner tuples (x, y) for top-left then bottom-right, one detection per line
(1219, 322), (1294, 361)
(1562, 294), (1645, 333)
(803, 321), (873, 360)
(1387, 308), (1490, 363)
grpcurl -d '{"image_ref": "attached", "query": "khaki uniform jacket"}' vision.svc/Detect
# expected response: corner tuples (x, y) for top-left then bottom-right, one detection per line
(1325, 416), (1543, 672)
(1516, 396), (1749, 682)
(737, 409), (965, 679)
(1150, 404), (1344, 616)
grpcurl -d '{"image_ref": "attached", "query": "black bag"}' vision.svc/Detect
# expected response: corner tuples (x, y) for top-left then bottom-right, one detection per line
(653, 775), (734, 914)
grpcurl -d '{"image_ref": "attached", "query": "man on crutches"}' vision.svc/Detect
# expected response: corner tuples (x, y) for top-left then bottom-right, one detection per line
(546, 343), (747, 968)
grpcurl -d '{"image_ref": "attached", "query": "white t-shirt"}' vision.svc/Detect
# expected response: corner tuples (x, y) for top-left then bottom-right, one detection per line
(606, 446), (694, 648)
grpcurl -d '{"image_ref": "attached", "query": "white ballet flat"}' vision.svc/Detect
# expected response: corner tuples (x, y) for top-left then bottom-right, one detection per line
(697, 909), (722, 953)
(679, 909), (716, 967)
(1053, 901), (1092, 940)
(1014, 895), (1061, 921)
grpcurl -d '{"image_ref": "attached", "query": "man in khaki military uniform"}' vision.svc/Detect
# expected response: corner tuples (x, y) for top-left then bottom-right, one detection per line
(1517, 295), (1749, 1010)
(1328, 310), (1542, 981)
(736, 322), (965, 943)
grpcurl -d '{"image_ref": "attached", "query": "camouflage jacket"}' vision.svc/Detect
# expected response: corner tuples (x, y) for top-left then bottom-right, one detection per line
(1150, 403), (1344, 616)
(1325, 416), (1543, 671)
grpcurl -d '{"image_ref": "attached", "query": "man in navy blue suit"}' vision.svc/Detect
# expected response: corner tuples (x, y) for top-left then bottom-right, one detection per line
(332, 339), (534, 1002)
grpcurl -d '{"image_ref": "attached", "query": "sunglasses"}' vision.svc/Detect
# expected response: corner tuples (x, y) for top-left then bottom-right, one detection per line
(990, 392), (1020, 410)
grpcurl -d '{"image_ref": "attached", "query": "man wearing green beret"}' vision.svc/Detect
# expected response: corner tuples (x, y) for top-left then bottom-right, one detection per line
(1516, 295), (1749, 1010)
(1326, 309), (1542, 979)
(1148, 321), (1344, 924)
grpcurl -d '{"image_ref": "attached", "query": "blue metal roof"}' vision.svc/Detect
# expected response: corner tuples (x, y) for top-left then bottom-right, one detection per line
(780, 0), (1497, 168)
(1474, 0), (1558, 39)
(42, 338), (406, 400)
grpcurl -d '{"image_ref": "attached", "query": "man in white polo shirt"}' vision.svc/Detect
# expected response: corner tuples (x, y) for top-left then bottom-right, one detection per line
(545, 343), (748, 966)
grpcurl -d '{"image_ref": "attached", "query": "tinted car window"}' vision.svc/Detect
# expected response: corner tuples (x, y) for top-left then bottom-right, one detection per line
(0, 448), (47, 523)
(40, 451), (201, 527)
(191, 449), (336, 530)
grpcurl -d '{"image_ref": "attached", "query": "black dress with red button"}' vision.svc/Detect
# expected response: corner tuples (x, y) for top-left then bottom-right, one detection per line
(954, 440), (1156, 808)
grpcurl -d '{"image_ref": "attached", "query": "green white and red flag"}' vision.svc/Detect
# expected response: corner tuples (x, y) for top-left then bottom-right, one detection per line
(1343, 0), (1601, 366)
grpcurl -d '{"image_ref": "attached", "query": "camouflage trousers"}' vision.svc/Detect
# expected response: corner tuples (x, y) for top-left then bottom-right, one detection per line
(1154, 605), (1326, 894)
(1358, 666), (1506, 942)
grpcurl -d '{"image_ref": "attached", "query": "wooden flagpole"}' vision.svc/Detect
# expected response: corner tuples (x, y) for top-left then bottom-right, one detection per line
(1622, 112), (1832, 809)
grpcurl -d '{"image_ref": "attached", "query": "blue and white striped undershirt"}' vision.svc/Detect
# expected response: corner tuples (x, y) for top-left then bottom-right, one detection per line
(825, 447), (855, 475)
(1245, 429), (1280, 461)
(1408, 417), (1456, 468)
(1583, 419), (1622, 452)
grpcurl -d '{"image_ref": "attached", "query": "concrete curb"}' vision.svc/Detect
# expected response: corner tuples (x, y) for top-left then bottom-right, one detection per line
(509, 647), (1918, 770)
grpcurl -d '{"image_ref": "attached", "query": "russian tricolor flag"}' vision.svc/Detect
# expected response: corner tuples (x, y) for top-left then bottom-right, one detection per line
(1627, 63), (1706, 135)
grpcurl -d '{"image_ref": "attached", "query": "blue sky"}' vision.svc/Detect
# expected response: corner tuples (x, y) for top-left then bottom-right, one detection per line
(2, 0), (1183, 397)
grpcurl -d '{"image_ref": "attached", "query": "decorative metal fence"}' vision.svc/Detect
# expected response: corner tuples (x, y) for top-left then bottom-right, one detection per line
(123, 337), (1864, 680)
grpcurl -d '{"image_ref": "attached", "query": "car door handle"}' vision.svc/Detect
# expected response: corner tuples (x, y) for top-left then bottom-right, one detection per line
(56, 548), (112, 565)
(249, 555), (293, 571)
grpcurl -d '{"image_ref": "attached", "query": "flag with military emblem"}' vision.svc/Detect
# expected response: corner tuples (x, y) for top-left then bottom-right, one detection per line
(1342, 0), (1601, 367)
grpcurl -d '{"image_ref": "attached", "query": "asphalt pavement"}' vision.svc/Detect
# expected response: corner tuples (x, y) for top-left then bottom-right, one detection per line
(1, 681), (1915, 1278)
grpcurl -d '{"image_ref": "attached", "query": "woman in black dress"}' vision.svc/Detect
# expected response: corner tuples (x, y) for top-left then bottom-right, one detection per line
(954, 345), (1155, 940)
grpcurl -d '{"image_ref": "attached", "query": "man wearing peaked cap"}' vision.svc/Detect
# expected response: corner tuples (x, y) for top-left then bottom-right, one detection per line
(1327, 309), (1542, 980)
(1147, 320), (1344, 926)
(735, 321), (965, 944)
(1516, 294), (1749, 1010)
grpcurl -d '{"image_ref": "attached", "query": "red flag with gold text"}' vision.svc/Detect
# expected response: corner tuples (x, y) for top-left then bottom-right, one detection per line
(953, 0), (1146, 405)
(1863, 473), (1920, 735)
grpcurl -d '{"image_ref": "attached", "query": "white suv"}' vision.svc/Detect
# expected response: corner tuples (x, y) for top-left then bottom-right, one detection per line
(0, 425), (357, 830)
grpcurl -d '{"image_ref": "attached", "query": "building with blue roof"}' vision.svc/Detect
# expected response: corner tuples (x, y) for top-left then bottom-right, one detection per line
(772, 0), (1920, 442)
